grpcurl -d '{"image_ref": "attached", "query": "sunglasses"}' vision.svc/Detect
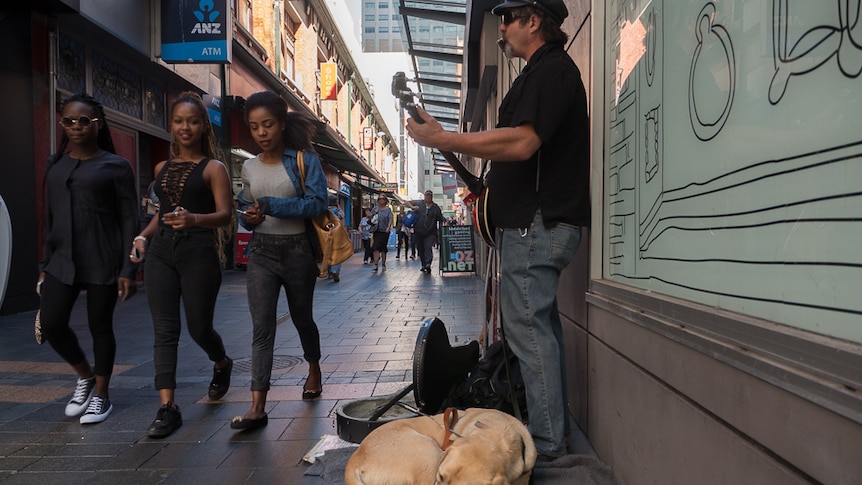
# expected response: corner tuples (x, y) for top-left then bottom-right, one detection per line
(59, 116), (100, 128)
(501, 9), (530, 25)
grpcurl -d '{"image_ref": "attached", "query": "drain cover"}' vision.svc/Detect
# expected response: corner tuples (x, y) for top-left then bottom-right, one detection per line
(232, 355), (303, 374)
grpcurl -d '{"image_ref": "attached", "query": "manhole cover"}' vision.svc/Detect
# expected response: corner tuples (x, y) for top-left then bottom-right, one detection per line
(232, 355), (303, 373)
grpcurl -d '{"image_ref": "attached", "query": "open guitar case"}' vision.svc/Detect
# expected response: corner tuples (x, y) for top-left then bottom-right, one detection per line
(336, 317), (480, 443)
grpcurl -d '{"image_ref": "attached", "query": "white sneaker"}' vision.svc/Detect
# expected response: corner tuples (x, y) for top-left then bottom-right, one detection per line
(65, 376), (96, 417)
(80, 395), (112, 424)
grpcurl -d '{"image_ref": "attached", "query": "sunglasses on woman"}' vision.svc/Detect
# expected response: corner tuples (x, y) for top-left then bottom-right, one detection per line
(59, 116), (100, 128)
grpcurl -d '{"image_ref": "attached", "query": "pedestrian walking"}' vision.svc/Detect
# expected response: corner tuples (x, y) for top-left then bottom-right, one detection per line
(408, 190), (444, 273)
(327, 194), (344, 282)
(131, 91), (234, 439)
(38, 93), (139, 425)
(359, 208), (373, 263)
(232, 91), (327, 431)
(394, 207), (408, 259)
(370, 195), (393, 272)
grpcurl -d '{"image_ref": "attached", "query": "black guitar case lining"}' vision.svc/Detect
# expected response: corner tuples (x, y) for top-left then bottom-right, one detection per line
(335, 317), (480, 443)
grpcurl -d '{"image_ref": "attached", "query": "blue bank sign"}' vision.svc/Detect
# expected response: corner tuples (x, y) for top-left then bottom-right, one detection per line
(161, 0), (231, 63)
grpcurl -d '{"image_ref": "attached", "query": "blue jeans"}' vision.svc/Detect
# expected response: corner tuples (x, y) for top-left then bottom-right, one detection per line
(497, 210), (582, 457)
(144, 229), (227, 390)
(246, 233), (321, 391)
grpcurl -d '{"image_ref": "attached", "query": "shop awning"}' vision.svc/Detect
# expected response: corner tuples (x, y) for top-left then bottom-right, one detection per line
(230, 44), (385, 184)
(312, 122), (385, 184)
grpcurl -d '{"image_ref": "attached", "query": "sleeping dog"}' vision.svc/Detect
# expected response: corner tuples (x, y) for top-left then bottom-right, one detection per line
(345, 407), (536, 485)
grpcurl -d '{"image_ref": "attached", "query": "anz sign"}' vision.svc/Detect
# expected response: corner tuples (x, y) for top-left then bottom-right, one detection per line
(161, 0), (231, 64)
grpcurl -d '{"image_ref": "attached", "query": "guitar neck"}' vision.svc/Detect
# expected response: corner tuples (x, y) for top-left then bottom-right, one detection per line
(404, 103), (484, 195)
(438, 150), (484, 196)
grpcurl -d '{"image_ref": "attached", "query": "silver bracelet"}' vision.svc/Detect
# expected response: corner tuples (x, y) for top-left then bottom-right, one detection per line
(133, 235), (147, 243)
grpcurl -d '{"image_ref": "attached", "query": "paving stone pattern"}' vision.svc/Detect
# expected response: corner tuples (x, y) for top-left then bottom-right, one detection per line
(0, 251), (485, 484)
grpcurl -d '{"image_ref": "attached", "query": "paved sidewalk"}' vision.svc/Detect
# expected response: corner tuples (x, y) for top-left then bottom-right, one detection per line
(0, 250), (486, 484)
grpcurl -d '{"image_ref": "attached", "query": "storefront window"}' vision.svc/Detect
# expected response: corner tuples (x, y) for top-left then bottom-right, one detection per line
(57, 34), (86, 94)
(92, 50), (142, 120)
(144, 80), (166, 130)
(603, 0), (862, 343)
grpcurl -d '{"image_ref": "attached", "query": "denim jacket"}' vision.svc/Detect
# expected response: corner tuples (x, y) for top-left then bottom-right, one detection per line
(236, 148), (328, 232)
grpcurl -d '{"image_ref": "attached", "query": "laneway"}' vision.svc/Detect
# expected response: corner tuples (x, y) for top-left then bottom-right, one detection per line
(0, 252), (487, 483)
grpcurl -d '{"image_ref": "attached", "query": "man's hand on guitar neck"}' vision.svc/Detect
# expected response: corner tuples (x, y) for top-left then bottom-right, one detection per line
(405, 106), (542, 162)
(404, 106), (447, 148)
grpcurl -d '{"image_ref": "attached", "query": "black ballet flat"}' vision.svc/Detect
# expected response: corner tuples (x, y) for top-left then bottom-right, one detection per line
(230, 414), (268, 431)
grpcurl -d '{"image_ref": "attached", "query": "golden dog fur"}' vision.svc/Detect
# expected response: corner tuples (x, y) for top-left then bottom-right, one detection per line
(345, 408), (536, 485)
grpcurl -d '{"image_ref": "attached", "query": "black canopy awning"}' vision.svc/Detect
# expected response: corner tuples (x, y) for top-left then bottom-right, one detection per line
(312, 122), (385, 184)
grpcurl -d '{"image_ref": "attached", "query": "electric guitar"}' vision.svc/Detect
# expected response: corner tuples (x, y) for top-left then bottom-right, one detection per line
(391, 72), (496, 247)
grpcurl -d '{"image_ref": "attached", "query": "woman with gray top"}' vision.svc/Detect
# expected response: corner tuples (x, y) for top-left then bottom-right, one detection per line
(233, 91), (327, 431)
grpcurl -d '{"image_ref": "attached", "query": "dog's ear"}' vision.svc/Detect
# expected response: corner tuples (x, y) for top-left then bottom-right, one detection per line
(515, 422), (537, 470)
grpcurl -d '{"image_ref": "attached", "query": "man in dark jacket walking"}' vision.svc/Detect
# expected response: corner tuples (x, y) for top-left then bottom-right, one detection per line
(410, 190), (444, 273)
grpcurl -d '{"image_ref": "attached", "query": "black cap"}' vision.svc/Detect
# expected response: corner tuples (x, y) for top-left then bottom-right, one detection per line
(491, 0), (568, 26)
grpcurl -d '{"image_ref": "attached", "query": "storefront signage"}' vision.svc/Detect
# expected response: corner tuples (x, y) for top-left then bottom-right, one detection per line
(161, 0), (231, 64)
(439, 225), (476, 274)
(321, 62), (337, 100)
(362, 127), (374, 150)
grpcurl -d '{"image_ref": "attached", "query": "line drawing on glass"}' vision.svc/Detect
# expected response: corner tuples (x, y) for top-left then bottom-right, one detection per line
(769, 0), (862, 104)
(605, 0), (862, 339)
(688, 2), (736, 141)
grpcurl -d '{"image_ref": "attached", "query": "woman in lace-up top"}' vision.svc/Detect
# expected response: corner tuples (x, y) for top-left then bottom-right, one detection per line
(130, 91), (234, 439)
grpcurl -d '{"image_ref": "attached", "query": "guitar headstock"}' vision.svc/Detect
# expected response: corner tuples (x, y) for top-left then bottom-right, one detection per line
(391, 72), (425, 124)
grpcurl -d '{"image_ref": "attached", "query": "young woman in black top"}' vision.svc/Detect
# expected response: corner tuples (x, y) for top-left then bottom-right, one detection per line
(131, 92), (234, 438)
(39, 93), (139, 424)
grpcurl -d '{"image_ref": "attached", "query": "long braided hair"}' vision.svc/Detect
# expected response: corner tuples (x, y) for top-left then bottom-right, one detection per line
(50, 93), (116, 166)
(167, 91), (235, 264)
(169, 91), (224, 161)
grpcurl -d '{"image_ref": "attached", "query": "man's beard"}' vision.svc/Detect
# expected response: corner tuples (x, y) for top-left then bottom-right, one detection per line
(497, 38), (514, 59)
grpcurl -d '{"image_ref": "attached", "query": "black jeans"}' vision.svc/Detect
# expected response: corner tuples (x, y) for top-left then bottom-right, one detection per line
(396, 230), (408, 257)
(362, 238), (373, 262)
(40, 273), (117, 376)
(415, 232), (436, 268)
(144, 229), (227, 390)
(246, 233), (321, 391)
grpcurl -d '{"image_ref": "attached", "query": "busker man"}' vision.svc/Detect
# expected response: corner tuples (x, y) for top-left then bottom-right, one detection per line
(409, 190), (445, 273)
(406, 0), (589, 461)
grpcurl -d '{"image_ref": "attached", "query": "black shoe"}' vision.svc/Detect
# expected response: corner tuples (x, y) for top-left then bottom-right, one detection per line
(230, 413), (268, 431)
(147, 402), (182, 438)
(208, 357), (232, 400)
(332, 273), (340, 282)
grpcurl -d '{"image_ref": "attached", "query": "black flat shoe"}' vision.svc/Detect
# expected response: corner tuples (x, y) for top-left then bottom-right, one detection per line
(208, 357), (233, 400)
(230, 414), (268, 431)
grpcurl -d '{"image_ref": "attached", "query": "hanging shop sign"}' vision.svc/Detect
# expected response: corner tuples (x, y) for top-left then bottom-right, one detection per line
(161, 0), (232, 64)
(363, 127), (374, 150)
(321, 62), (338, 100)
